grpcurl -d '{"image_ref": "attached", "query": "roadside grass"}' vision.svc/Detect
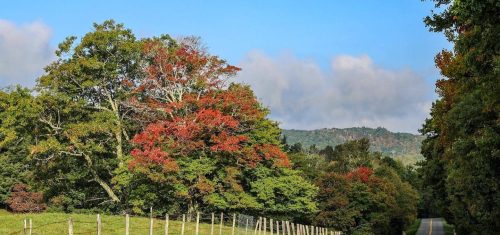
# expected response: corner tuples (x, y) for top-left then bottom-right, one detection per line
(0, 209), (242, 235)
(405, 218), (421, 235)
(442, 220), (455, 235)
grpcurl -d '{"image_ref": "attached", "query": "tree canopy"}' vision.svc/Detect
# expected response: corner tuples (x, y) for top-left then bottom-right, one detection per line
(0, 20), (317, 218)
(419, 0), (499, 233)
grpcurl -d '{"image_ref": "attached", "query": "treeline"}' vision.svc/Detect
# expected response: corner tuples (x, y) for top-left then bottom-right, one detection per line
(418, 0), (499, 234)
(0, 20), (418, 234)
(283, 139), (419, 234)
(0, 21), (316, 218)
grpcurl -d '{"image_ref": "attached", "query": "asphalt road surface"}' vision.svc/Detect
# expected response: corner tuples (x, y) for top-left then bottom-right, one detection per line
(416, 218), (445, 235)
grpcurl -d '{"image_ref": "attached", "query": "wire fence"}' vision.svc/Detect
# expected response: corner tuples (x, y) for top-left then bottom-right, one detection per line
(7, 209), (342, 235)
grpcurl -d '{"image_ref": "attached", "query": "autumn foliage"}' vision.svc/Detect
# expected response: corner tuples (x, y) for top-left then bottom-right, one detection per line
(129, 38), (290, 176)
(6, 183), (46, 213)
(345, 167), (374, 183)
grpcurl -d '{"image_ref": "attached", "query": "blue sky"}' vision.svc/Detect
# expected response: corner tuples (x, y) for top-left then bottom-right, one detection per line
(0, 1), (450, 133)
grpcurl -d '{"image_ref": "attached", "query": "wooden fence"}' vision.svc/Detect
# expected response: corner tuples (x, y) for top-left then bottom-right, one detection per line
(15, 208), (342, 235)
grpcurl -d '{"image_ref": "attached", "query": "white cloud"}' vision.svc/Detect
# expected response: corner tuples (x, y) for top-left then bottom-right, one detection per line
(0, 19), (54, 87)
(237, 51), (433, 133)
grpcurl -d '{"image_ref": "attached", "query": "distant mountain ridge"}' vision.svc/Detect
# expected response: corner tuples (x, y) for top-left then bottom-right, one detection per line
(282, 127), (424, 165)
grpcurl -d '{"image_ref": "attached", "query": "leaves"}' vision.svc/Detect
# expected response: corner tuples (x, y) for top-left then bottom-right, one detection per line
(420, 0), (500, 233)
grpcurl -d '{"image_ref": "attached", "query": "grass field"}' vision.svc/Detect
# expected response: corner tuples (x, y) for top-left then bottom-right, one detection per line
(0, 210), (248, 235)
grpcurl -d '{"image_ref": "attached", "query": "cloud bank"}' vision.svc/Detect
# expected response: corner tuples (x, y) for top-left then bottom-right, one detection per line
(0, 20), (54, 87)
(237, 51), (432, 133)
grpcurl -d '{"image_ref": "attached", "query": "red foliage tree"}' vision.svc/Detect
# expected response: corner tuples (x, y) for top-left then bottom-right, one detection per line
(6, 183), (47, 213)
(345, 167), (374, 183)
(128, 38), (290, 212)
(130, 38), (289, 172)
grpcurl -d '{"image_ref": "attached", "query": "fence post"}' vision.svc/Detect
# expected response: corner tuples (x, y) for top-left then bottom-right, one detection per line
(283, 221), (287, 235)
(219, 212), (224, 235)
(196, 212), (200, 235)
(68, 218), (73, 235)
(165, 214), (169, 235)
(211, 213), (215, 235)
(97, 214), (102, 235)
(28, 218), (32, 235)
(149, 207), (154, 235)
(23, 219), (26, 235)
(282, 221), (286, 235)
(276, 221), (280, 235)
(125, 214), (130, 235)
(291, 223), (295, 235)
(270, 219), (273, 235)
(245, 218), (249, 235)
(263, 217), (267, 235)
(231, 213), (236, 235)
(253, 217), (260, 235)
(181, 214), (186, 235)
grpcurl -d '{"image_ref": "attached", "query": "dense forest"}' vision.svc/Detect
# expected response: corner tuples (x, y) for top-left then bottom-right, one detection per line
(0, 0), (498, 234)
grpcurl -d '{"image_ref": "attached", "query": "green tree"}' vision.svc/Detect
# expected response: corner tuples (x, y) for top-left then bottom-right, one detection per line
(327, 138), (375, 173)
(0, 87), (41, 206)
(289, 152), (327, 181)
(421, 0), (499, 233)
(32, 20), (143, 206)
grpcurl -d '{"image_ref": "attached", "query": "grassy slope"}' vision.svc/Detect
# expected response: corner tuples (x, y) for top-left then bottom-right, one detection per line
(0, 210), (241, 235)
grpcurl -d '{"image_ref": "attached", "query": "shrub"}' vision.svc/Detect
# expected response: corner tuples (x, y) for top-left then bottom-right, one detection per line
(6, 183), (47, 213)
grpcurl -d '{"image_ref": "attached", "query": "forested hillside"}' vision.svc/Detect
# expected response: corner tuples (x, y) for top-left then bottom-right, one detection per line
(283, 127), (424, 164)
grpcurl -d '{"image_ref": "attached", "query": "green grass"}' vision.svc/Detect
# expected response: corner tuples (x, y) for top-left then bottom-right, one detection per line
(404, 219), (421, 235)
(0, 210), (246, 235)
(442, 220), (455, 235)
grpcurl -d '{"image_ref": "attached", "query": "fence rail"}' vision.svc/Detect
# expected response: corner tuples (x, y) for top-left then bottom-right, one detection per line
(10, 208), (342, 235)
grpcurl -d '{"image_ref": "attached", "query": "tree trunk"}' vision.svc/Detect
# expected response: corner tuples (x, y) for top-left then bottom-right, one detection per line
(187, 200), (199, 222)
(82, 153), (120, 202)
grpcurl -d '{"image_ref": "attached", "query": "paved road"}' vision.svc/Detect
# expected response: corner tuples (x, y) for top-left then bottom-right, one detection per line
(416, 218), (445, 235)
